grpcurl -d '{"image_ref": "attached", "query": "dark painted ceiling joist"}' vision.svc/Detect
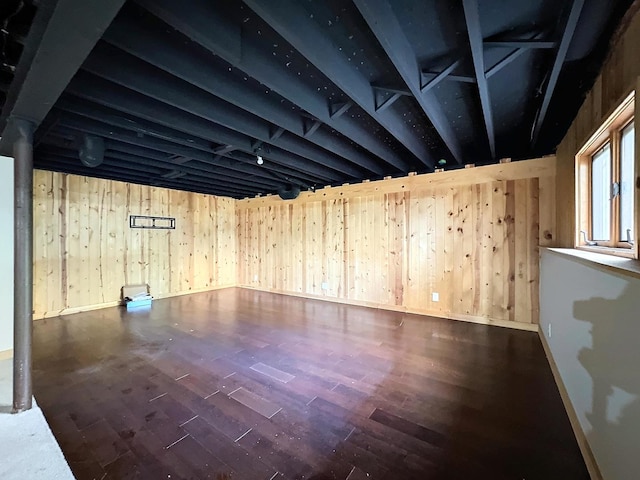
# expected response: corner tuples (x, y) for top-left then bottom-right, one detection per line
(484, 41), (556, 49)
(354, 0), (464, 165)
(485, 49), (529, 79)
(462, 0), (497, 160)
(68, 74), (255, 154)
(37, 142), (259, 195)
(38, 143), (265, 195)
(55, 112), (339, 185)
(372, 84), (413, 112)
(243, 0), (436, 169)
(57, 97), (219, 157)
(81, 45), (364, 180)
(329, 102), (354, 119)
(0, 0), (126, 155)
(421, 68), (476, 85)
(50, 115), (322, 188)
(531, 0), (585, 146)
(63, 82), (324, 186)
(135, 0), (409, 173)
(36, 156), (251, 198)
(213, 145), (237, 156)
(1, 0), (629, 199)
(42, 137), (282, 194)
(421, 59), (463, 93)
(102, 15), (385, 177)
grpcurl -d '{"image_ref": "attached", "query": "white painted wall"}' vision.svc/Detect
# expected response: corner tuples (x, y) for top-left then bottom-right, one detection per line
(0, 156), (13, 353)
(540, 249), (640, 480)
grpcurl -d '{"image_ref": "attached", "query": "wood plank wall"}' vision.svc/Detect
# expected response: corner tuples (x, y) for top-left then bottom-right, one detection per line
(33, 170), (237, 319)
(556, 4), (640, 247)
(237, 158), (556, 330)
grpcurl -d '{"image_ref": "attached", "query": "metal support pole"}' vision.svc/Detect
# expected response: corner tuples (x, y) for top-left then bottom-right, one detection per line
(12, 118), (34, 413)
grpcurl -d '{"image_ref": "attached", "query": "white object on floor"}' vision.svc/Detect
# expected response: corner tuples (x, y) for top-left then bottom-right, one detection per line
(0, 404), (76, 479)
(0, 357), (12, 409)
(0, 358), (75, 479)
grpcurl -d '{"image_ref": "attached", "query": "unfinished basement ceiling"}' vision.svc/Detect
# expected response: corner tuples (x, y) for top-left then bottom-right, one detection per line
(0, 0), (633, 198)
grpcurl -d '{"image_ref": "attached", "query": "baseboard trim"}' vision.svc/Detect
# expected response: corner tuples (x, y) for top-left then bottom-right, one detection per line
(33, 284), (539, 334)
(33, 284), (237, 320)
(152, 284), (236, 301)
(538, 330), (602, 480)
(0, 349), (13, 360)
(238, 285), (539, 332)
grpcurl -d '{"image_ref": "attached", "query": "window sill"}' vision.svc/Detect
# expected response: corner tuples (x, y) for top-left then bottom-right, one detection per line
(543, 247), (640, 280)
(576, 245), (636, 259)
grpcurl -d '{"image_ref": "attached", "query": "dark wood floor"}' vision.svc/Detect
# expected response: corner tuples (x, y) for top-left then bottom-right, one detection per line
(33, 288), (587, 480)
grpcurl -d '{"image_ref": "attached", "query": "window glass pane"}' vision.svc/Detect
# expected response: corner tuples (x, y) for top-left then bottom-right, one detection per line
(620, 122), (635, 243)
(591, 144), (611, 241)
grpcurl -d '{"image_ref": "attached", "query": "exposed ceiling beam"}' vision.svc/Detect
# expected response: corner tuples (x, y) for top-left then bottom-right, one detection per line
(35, 156), (251, 198)
(134, 0), (409, 173)
(354, 0), (464, 164)
(422, 36), (543, 89)
(0, 0), (126, 155)
(102, 15), (385, 177)
(213, 145), (237, 155)
(56, 96), (219, 156)
(329, 102), (353, 119)
(69, 73), (253, 152)
(44, 130), (284, 193)
(56, 113), (340, 184)
(372, 84), (412, 112)
(81, 44), (365, 180)
(38, 143), (266, 195)
(302, 118), (322, 138)
(63, 80), (325, 186)
(531, 0), (585, 146)
(374, 92), (403, 112)
(462, 0), (496, 159)
(485, 31), (554, 79)
(371, 85), (412, 97)
(485, 49), (529, 79)
(484, 40), (556, 49)
(36, 144), (258, 195)
(420, 59), (462, 92)
(269, 126), (286, 141)
(43, 133), (283, 193)
(421, 69), (476, 84)
(52, 98), (316, 187)
(243, 0), (435, 169)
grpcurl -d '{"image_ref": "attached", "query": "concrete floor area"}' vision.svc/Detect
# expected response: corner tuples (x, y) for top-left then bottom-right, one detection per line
(0, 356), (75, 480)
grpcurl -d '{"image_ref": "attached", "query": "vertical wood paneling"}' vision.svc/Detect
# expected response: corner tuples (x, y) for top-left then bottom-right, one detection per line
(555, 5), (640, 248)
(33, 171), (237, 319)
(237, 160), (555, 329)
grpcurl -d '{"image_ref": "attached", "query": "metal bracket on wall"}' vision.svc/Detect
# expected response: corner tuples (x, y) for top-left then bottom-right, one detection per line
(129, 215), (176, 229)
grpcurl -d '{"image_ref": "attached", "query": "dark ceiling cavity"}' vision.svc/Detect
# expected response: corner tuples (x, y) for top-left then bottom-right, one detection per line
(0, 0), (633, 198)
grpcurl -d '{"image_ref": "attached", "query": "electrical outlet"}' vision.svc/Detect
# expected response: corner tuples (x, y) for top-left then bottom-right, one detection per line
(253, 274), (258, 282)
(432, 292), (439, 302)
(548, 323), (552, 338)
(321, 282), (329, 290)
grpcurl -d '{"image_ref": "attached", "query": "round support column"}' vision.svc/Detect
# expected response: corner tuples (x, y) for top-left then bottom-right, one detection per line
(12, 118), (35, 413)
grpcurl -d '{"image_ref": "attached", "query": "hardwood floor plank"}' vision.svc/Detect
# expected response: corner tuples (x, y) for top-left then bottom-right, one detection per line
(250, 362), (295, 383)
(32, 288), (589, 480)
(229, 387), (282, 419)
(369, 408), (446, 448)
(80, 418), (131, 467)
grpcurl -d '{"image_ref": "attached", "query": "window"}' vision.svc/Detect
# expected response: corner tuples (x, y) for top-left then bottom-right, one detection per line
(576, 91), (637, 258)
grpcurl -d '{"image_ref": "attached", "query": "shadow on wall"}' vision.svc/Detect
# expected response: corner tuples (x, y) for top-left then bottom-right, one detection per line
(573, 284), (640, 477)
